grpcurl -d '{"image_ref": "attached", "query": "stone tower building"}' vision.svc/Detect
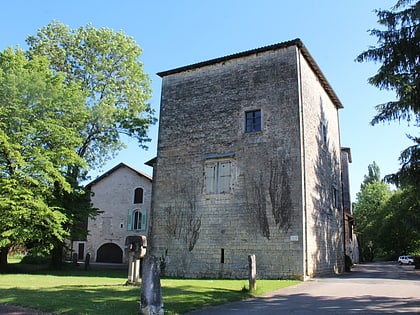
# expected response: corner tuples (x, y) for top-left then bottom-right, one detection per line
(149, 39), (350, 279)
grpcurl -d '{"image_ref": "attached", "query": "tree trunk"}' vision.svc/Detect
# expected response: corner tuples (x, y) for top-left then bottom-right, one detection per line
(50, 244), (64, 269)
(0, 246), (10, 272)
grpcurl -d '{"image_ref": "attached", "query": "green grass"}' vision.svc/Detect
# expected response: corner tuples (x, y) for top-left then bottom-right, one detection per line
(0, 263), (299, 314)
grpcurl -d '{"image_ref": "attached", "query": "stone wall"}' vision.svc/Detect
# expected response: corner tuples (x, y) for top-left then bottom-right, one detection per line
(151, 42), (344, 279)
(298, 51), (345, 276)
(85, 165), (152, 263)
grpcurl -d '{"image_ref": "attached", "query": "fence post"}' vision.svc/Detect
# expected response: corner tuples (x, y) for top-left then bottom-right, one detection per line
(248, 254), (256, 291)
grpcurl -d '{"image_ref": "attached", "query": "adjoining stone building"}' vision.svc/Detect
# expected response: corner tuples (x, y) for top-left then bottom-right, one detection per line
(72, 163), (152, 264)
(149, 39), (353, 279)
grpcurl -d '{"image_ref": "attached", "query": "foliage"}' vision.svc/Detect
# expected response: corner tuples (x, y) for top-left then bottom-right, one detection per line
(353, 180), (393, 261)
(356, 0), (420, 187)
(25, 21), (156, 264)
(356, 0), (419, 125)
(0, 267), (299, 315)
(26, 20), (156, 170)
(378, 185), (420, 256)
(361, 161), (381, 189)
(354, 163), (420, 260)
(385, 135), (420, 188)
(0, 47), (87, 269)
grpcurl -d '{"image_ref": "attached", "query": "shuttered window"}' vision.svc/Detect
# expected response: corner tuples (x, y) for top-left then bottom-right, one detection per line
(204, 160), (232, 194)
(127, 209), (147, 231)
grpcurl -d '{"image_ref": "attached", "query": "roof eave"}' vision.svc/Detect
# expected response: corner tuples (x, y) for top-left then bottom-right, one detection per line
(156, 38), (343, 110)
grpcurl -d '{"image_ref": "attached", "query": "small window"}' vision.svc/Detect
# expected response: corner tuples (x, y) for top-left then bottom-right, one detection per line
(332, 187), (338, 209)
(245, 110), (261, 132)
(321, 122), (327, 146)
(134, 187), (143, 204)
(127, 209), (147, 231)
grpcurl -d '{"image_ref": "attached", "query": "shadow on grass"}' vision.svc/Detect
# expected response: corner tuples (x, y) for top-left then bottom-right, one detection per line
(163, 285), (250, 314)
(4, 263), (128, 279)
(0, 285), (140, 315)
(0, 283), (249, 315)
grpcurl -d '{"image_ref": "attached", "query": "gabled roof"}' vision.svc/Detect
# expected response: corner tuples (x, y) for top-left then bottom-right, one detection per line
(86, 162), (152, 189)
(157, 38), (343, 109)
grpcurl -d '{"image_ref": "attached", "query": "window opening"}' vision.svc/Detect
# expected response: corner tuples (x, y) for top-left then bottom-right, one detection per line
(134, 187), (143, 204)
(321, 122), (327, 146)
(204, 160), (232, 194)
(127, 209), (147, 231)
(245, 110), (261, 132)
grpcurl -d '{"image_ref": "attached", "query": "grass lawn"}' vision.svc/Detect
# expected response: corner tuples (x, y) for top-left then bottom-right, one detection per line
(0, 263), (299, 314)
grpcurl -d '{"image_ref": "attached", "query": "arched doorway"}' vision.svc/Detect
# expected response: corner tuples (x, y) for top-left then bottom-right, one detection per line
(96, 243), (123, 263)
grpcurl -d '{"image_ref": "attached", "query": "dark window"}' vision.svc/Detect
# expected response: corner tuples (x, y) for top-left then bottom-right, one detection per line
(332, 187), (338, 209)
(134, 187), (143, 204)
(321, 122), (327, 146)
(133, 210), (142, 230)
(78, 243), (85, 260)
(245, 110), (261, 132)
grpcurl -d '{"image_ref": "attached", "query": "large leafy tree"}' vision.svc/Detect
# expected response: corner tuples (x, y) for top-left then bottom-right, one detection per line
(379, 186), (420, 257)
(356, 0), (420, 187)
(354, 162), (420, 260)
(26, 21), (156, 264)
(26, 21), (155, 170)
(0, 48), (87, 270)
(353, 181), (393, 261)
(361, 161), (381, 189)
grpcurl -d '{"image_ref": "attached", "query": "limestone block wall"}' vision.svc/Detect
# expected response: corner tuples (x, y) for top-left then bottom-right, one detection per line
(151, 41), (345, 279)
(152, 45), (306, 279)
(298, 51), (344, 276)
(85, 165), (152, 263)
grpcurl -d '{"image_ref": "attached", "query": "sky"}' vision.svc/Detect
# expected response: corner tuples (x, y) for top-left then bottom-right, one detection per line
(1, 0), (417, 201)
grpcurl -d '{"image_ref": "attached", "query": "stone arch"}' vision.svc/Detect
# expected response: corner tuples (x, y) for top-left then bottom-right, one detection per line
(96, 243), (123, 263)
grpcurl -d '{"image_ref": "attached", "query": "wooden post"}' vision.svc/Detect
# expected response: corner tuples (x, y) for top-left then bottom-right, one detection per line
(84, 253), (90, 270)
(248, 254), (256, 291)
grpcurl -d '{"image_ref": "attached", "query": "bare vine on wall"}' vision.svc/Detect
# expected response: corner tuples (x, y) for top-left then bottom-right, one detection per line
(269, 158), (292, 230)
(245, 172), (270, 239)
(244, 148), (293, 238)
(163, 182), (201, 252)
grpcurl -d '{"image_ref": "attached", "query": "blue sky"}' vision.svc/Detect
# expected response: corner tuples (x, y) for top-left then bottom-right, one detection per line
(1, 0), (416, 200)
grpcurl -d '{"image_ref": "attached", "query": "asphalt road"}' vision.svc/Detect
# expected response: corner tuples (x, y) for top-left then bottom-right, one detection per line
(1, 262), (418, 314)
(185, 262), (420, 315)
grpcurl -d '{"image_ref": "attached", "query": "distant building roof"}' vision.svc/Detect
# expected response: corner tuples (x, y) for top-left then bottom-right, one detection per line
(157, 38), (343, 109)
(145, 157), (156, 167)
(86, 162), (152, 189)
(341, 147), (352, 163)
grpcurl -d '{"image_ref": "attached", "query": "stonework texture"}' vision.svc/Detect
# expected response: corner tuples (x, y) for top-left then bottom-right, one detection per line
(80, 163), (152, 263)
(151, 40), (347, 279)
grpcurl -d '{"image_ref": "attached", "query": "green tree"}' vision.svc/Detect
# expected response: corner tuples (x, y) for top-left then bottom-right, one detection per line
(353, 163), (393, 261)
(26, 21), (156, 265)
(361, 161), (381, 189)
(379, 186), (420, 257)
(0, 48), (87, 270)
(356, 0), (419, 187)
(26, 21), (155, 169)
